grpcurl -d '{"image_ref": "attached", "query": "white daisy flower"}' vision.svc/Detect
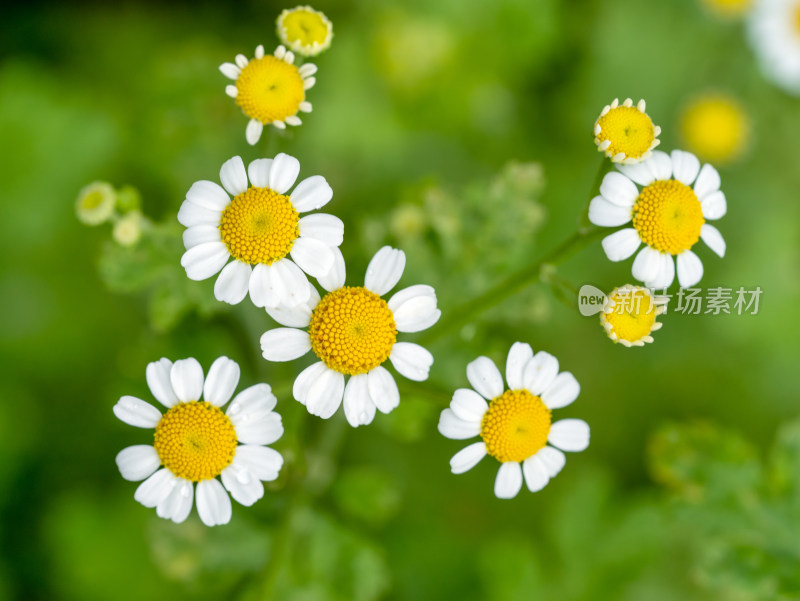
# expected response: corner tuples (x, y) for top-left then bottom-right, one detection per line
(75, 181), (116, 226)
(748, 0), (800, 95)
(113, 356), (284, 527)
(220, 45), (316, 145)
(593, 98), (661, 164)
(589, 149), (727, 289)
(600, 285), (665, 347)
(178, 153), (342, 309)
(438, 343), (589, 499)
(277, 6), (333, 57)
(260, 246), (441, 427)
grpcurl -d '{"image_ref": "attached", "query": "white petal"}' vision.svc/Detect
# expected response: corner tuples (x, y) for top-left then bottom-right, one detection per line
(389, 342), (433, 382)
(450, 442), (487, 474)
(505, 342), (533, 391)
(677, 250), (704, 288)
(227, 383), (277, 418)
(113, 396), (162, 428)
(318, 246), (346, 291)
(134, 469), (175, 508)
(617, 161), (656, 186)
(290, 236), (334, 278)
(292, 361), (328, 406)
(648, 252), (675, 290)
(116, 445), (160, 482)
(701, 190), (727, 220)
(203, 356), (240, 407)
(214, 260), (252, 305)
(274, 46), (286, 60)
(285, 115), (302, 127)
(260, 328), (311, 361)
(694, 163), (721, 200)
(646, 150), (672, 181)
(366, 366), (400, 414)
(450, 388), (489, 422)
(219, 156), (248, 196)
(247, 158), (273, 188)
(522, 455), (550, 492)
(269, 153), (301, 194)
(537, 446), (567, 477)
(265, 285), (318, 327)
(255, 45), (264, 59)
(219, 62), (241, 79)
(494, 462), (523, 499)
(177, 201), (222, 228)
(599, 172), (639, 207)
(180, 242), (229, 281)
(170, 358), (204, 403)
(438, 408), (481, 440)
(235, 53), (248, 68)
(146, 358), (178, 408)
(522, 351), (559, 395)
(343, 375), (377, 427)
(588, 196), (633, 227)
(234, 445), (284, 481)
(303, 77), (316, 90)
(701, 224), (726, 257)
(182, 225), (221, 250)
(290, 175), (333, 213)
(388, 285), (440, 333)
(601, 228), (641, 262)
(631, 246), (663, 284)
(298, 213), (344, 246)
(196, 479), (232, 526)
(249, 260), (311, 309)
(548, 419), (590, 452)
(225, 85), (238, 98)
(541, 372), (580, 409)
(299, 63), (317, 77)
(246, 119), (263, 146)
(465, 356), (503, 400)
(230, 408), (282, 446)
(671, 150), (701, 185)
(365, 246), (406, 295)
(185, 180), (230, 211)
(221, 465), (265, 507)
(157, 479), (193, 523)
(305, 367), (345, 419)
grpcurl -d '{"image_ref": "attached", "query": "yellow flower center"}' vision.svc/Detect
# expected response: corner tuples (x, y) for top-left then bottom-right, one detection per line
(235, 56), (305, 124)
(596, 106), (655, 160)
(81, 190), (105, 210)
(308, 286), (397, 376)
(153, 402), (237, 482)
(632, 180), (704, 255)
(218, 186), (299, 265)
(480, 389), (551, 463)
(680, 95), (747, 163)
(602, 287), (657, 344)
(280, 8), (331, 48)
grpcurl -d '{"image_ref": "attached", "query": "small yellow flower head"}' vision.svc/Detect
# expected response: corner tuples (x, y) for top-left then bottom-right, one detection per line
(594, 98), (661, 164)
(701, 0), (753, 19)
(76, 181), (116, 226)
(600, 285), (665, 347)
(680, 93), (749, 164)
(277, 6), (333, 57)
(113, 211), (144, 247)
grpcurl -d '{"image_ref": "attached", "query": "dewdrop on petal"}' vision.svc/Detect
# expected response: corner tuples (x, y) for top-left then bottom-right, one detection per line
(594, 98), (661, 164)
(600, 285), (665, 347)
(277, 6), (333, 57)
(76, 181), (116, 226)
(113, 212), (144, 247)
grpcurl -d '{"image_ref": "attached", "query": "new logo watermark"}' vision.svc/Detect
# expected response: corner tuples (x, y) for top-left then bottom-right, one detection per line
(577, 285), (763, 316)
(578, 285), (607, 316)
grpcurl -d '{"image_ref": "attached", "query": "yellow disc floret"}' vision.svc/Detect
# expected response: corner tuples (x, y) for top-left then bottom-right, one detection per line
(481, 389), (551, 463)
(219, 186), (299, 265)
(309, 286), (397, 375)
(600, 285), (662, 347)
(632, 180), (704, 255)
(154, 401), (238, 482)
(680, 94), (749, 163)
(595, 99), (658, 163)
(277, 6), (333, 56)
(235, 56), (305, 124)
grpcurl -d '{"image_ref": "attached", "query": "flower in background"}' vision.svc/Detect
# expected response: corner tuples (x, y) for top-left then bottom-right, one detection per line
(748, 0), (800, 95)
(277, 6), (333, 57)
(600, 285), (665, 347)
(438, 343), (589, 499)
(76, 181), (116, 225)
(114, 357), (284, 527)
(179, 153), (342, 309)
(589, 150), (727, 289)
(700, 0), (753, 18)
(112, 211), (145, 247)
(220, 45), (316, 144)
(594, 98), (661, 164)
(261, 246), (440, 427)
(680, 93), (750, 164)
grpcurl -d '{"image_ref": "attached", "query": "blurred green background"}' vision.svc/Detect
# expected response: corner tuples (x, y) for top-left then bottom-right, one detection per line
(2, 0), (799, 599)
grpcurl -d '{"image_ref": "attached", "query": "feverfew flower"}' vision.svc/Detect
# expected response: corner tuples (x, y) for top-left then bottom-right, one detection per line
(680, 93), (750, 164)
(594, 98), (661, 164)
(277, 6), (333, 57)
(748, 0), (800, 95)
(260, 246), (440, 427)
(76, 181), (116, 225)
(438, 343), (589, 499)
(220, 45), (316, 144)
(589, 150), (727, 289)
(179, 153), (342, 309)
(113, 357), (284, 527)
(600, 285), (665, 347)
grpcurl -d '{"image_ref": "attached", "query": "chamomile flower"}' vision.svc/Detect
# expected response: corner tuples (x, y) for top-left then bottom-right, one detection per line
(748, 0), (800, 95)
(589, 150), (727, 289)
(600, 285), (665, 347)
(277, 6), (333, 57)
(594, 98), (661, 164)
(260, 246), (440, 427)
(438, 343), (589, 499)
(76, 181), (116, 225)
(179, 153), (342, 309)
(113, 357), (284, 527)
(220, 45), (316, 144)
(680, 93), (749, 164)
